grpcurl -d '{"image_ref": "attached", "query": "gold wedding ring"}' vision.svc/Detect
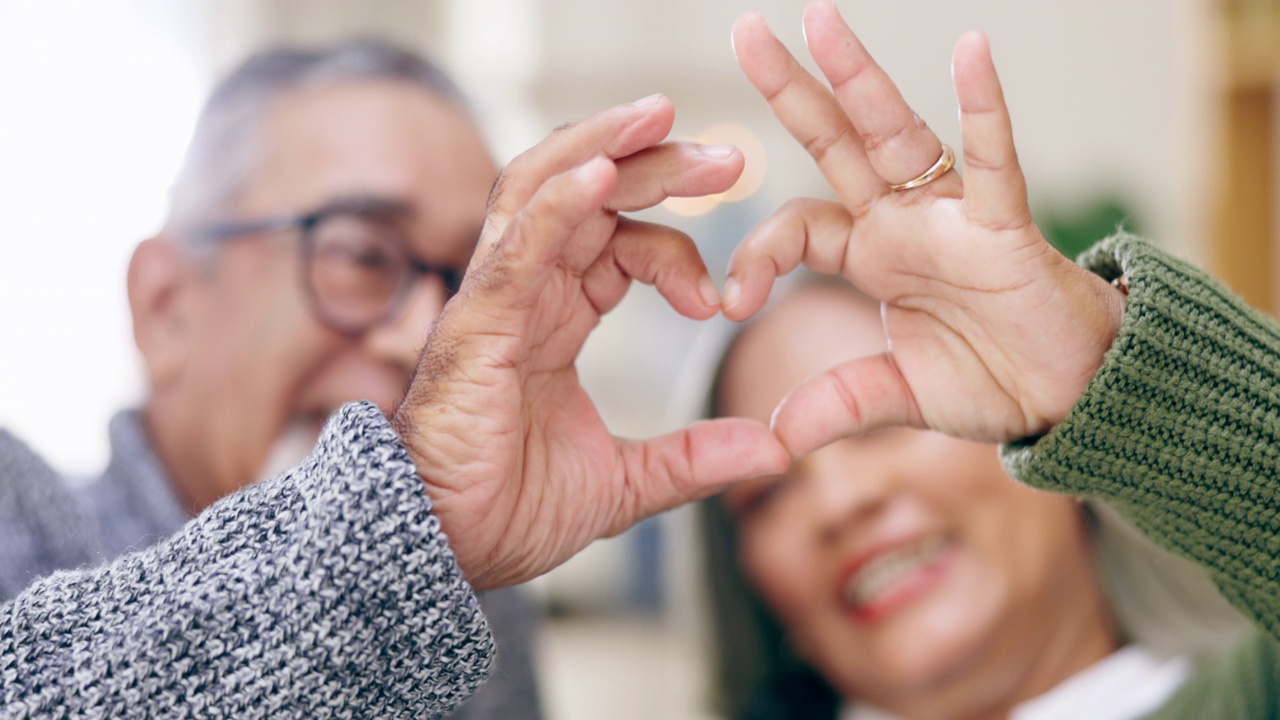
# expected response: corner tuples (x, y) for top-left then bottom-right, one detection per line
(889, 144), (956, 192)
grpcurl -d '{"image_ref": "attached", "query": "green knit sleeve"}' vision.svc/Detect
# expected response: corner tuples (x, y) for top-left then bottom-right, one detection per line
(1002, 233), (1280, 640)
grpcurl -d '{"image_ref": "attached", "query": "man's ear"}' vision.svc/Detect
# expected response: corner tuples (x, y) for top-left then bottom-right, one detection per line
(128, 236), (200, 389)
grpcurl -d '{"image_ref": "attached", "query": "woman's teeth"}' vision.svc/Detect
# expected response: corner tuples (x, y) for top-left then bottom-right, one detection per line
(843, 536), (948, 607)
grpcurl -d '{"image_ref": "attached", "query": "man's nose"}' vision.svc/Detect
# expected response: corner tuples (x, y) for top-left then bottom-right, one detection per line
(360, 274), (448, 375)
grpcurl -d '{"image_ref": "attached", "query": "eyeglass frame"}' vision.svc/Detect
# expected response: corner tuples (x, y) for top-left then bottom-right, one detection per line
(191, 197), (467, 335)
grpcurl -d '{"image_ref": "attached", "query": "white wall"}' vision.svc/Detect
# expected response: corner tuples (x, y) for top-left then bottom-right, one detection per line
(0, 1), (205, 474)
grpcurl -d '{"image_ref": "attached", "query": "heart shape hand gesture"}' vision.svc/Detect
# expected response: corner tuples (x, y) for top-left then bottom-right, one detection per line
(394, 2), (1125, 590)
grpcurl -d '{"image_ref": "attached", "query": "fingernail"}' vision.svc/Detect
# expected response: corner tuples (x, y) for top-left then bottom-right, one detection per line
(700, 144), (737, 159)
(815, 0), (843, 24)
(764, 17), (778, 39)
(631, 93), (663, 108)
(699, 277), (721, 307)
(733, 13), (767, 60)
(723, 278), (742, 310)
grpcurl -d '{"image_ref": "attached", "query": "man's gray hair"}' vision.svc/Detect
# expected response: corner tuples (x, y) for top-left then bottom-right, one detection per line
(167, 38), (469, 240)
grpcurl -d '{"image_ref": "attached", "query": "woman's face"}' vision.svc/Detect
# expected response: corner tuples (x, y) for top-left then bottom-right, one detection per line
(719, 285), (1110, 713)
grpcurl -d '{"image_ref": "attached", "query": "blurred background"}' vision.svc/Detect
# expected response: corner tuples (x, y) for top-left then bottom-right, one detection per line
(1, 0), (1276, 717)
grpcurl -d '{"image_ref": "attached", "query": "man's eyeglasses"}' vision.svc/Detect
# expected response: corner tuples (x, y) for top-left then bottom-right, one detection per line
(194, 199), (466, 335)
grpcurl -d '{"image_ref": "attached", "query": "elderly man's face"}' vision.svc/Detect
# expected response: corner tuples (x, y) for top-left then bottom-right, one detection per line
(142, 80), (497, 510)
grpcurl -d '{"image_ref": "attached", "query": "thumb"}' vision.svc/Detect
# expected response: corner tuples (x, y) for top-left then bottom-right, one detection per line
(770, 352), (921, 456)
(613, 418), (789, 533)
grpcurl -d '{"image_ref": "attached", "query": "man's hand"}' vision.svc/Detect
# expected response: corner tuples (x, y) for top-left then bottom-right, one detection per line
(392, 96), (790, 590)
(726, 2), (1125, 454)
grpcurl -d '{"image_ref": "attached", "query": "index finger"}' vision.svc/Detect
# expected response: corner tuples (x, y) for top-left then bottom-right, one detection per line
(612, 418), (790, 535)
(482, 94), (677, 240)
(732, 12), (885, 212)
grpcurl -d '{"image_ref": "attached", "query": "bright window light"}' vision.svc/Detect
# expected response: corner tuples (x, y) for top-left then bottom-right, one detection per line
(0, 1), (204, 474)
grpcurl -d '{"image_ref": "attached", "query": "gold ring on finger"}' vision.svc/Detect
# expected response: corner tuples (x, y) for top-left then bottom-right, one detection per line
(889, 144), (956, 192)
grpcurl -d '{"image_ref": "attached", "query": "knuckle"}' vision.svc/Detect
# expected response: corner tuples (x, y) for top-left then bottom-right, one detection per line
(844, 196), (878, 223)
(830, 372), (864, 427)
(961, 147), (1017, 174)
(830, 58), (877, 95)
(802, 126), (855, 163)
(761, 77), (790, 104)
(760, 68), (801, 104)
(963, 203), (1034, 233)
(959, 102), (1000, 118)
(984, 210), (1035, 233)
(862, 113), (925, 154)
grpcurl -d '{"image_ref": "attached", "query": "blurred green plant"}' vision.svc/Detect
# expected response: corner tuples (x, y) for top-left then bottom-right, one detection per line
(1035, 196), (1141, 260)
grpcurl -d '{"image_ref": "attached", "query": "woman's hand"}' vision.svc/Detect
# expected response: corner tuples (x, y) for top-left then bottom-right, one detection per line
(728, 2), (1125, 454)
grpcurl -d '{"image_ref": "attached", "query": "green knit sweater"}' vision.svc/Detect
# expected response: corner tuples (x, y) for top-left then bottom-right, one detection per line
(1003, 234), (1280, 718)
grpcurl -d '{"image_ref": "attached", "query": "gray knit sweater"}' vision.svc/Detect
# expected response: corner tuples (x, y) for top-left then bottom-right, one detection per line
(0, 402), (494, 718)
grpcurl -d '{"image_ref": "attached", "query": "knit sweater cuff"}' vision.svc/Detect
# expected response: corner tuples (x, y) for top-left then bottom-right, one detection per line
(1, 401), (493, 718)
(1001, 233), (1280, 637)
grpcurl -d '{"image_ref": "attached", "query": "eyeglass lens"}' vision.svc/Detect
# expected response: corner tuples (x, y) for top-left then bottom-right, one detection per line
(306, 213), (421, 332)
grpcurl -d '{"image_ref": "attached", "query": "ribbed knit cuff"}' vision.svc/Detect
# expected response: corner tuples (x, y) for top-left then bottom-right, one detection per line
(1002, 233), (1280, 636)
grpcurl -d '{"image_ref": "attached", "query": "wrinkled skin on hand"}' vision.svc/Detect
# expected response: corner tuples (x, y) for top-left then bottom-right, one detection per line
(392, 96), (789, 590)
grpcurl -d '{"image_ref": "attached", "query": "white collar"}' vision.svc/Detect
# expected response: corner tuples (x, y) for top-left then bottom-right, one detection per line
(841, 645), (1191, 720)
